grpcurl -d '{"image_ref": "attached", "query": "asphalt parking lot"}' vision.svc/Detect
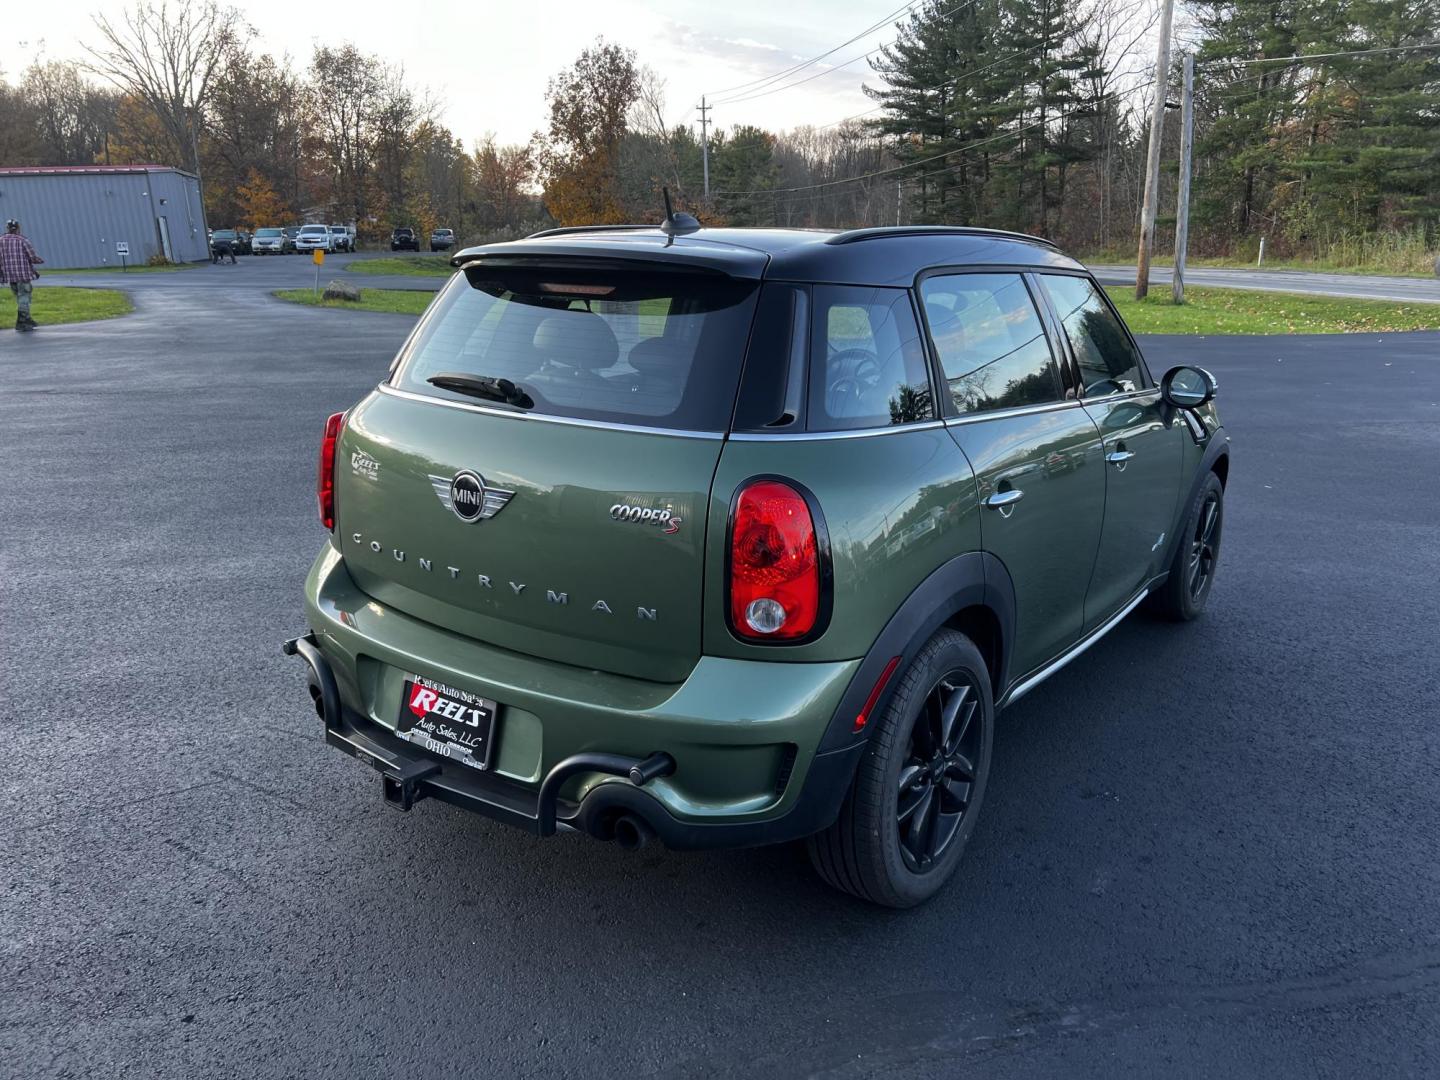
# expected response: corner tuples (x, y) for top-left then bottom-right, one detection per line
(3, 261), (1438, 1079)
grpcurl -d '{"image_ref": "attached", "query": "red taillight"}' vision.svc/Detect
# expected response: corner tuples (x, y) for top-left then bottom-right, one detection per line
(317, 411), (344, 530)
(728, 479), (825, 642)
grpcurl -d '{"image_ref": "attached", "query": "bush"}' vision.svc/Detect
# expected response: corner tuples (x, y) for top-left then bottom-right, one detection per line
(146, 252), (172, 267)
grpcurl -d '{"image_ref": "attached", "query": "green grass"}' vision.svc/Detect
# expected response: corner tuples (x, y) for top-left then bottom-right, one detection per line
(273, 287), (436, 315)
(1104, 286), (1440, 335)
(58, 261), (198, 274)
(1, 286), (133, 326)
(346, 255), (455, 277)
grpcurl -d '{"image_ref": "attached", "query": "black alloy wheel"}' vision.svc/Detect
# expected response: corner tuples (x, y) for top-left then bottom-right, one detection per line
(807, 628), (993, 907)
(1188, 490), (1221, 602)
(896, 670), (982, 873)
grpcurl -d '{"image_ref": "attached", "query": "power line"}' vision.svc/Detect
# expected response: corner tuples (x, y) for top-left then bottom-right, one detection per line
(806, 37), (1068, 132)
(711, 0), (983, 107)
(716, 77), (1157, 198)
(1202, 41), (1440, 67)
(704, 0), (922, 101)
(794, 0), (1152, 134)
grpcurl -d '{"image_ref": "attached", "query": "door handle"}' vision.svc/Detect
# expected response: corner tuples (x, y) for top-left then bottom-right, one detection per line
(984, 488), (1024, 517)
(1106, 449), (1135, 469)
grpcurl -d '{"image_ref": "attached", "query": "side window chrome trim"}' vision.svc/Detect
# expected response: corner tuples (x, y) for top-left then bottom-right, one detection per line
(376, 384), (725, 440)
(943, 400), (1086, 427)
(729, 420), (948, 442)
(1078, 387), (1161, 405)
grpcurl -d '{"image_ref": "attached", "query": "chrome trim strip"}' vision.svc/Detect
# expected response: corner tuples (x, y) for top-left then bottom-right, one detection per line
(1080, 387), (1161, 405)
(375, 385), (724, 440)
(945, 400), (1084, 427)
(1000, 586), (1150, 707)
(728, 420), (947, 442)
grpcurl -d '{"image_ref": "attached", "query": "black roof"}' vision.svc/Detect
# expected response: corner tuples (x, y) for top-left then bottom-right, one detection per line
(450, 225), (1084, 286)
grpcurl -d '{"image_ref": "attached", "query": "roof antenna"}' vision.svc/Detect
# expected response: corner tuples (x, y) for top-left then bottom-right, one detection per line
(659, 186), (701, 239)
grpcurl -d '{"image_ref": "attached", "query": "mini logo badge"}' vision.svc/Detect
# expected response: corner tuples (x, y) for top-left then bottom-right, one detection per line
(429, 471), (514, 523)
(351, 449), (379, 481)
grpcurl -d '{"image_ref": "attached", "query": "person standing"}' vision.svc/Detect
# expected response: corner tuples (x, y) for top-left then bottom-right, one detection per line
(1, 218), (43, 332)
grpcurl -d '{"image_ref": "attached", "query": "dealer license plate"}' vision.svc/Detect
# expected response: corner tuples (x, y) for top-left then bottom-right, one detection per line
(395, 675), (497, 771)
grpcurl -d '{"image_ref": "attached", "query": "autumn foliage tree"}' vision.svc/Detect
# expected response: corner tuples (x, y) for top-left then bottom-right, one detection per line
(233, 168), (287, 231)
(536, 40), (641, 225)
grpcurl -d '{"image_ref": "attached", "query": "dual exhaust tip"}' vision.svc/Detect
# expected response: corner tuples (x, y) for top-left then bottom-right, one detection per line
(607, 812), (657, 852)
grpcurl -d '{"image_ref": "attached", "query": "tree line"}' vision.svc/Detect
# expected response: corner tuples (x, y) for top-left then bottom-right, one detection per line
(0, 0), (1435, 263)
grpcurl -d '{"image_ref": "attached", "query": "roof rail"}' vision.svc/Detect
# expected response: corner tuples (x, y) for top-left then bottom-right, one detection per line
(524, 224), (657, 240)
(825, 226), (1059, 250)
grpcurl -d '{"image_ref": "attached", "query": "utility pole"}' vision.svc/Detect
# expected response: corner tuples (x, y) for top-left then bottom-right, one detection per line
(1135, 0), (1175, 300)
(896, 178), (902, 226)
(1172, 52), (1195, 304)
(697, 97), (712, 199)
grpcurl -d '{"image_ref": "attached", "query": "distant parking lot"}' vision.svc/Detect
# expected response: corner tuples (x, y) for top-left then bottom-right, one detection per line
(3, 272), (1439, 1078)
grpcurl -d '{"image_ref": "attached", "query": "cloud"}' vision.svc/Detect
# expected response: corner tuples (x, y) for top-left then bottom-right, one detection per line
(658, 19), (808, 74)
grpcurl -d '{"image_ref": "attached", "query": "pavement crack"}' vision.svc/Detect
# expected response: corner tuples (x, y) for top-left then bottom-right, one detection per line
(3, 778), (226, 836)
(208, 767), (318, 812)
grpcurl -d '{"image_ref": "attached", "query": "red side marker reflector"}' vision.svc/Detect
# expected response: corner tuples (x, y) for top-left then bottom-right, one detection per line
(854, 655), (902, 733)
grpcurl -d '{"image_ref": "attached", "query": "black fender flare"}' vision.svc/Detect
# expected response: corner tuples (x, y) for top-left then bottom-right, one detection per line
(1159, 428), (1230, 574)
(816, 550), (1016, 753)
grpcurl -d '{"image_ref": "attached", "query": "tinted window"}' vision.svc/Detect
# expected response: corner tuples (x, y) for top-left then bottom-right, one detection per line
(921, 273), (1062, 414)
(391, 270), (759, 431)
(1040, 274), (1146, 397)
(809, 286), (933, 431)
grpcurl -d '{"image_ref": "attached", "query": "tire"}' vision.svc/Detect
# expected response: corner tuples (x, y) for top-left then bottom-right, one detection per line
(807, 629), (994, 908)
(1152, 470), (1224, 621)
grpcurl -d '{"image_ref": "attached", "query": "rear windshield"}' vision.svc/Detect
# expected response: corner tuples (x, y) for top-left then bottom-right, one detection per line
(390, 266), (759, 432)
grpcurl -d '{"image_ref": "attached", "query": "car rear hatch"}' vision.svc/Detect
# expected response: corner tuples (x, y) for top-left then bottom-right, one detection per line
(333, 248), (764, 683)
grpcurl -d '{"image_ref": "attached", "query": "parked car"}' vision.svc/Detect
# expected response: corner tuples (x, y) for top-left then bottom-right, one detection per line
(210, 228), (251, 256)
(252, 227), (294, 255)
(282, 226), (302, 251)
(287, 221), (1230, 908)
(390, 227), (419, 252)
(430, 228), (456, 252)
(294, 224), (333, 254)
(328, 225), (353, 253)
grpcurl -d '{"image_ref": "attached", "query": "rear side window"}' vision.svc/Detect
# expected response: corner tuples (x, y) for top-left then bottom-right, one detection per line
(1039, 274), (1147, 397)
(920, 273), (1063, 414)
(391, 269), (760, 432)
(809, 285), (933, 431)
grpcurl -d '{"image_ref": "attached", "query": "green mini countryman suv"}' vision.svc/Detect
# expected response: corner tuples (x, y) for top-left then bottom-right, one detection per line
(286, 217), (1229, 907)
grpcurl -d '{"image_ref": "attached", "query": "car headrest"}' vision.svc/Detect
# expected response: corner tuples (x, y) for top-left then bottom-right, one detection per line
(626, 337), (675, 375)
(531, 313), (618, 371)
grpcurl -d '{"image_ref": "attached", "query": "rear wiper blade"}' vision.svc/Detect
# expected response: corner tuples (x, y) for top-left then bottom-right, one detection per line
(427, 372), (535, 410)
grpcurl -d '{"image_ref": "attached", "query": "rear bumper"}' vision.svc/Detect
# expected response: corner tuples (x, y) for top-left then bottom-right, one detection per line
(295, 546), (865, 849)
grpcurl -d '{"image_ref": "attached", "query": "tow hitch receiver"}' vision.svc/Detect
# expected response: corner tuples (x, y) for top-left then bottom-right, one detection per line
(379, 757), (441, 811)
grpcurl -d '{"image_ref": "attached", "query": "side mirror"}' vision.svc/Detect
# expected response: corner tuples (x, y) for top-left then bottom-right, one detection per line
(1161, 365), (1217, 409)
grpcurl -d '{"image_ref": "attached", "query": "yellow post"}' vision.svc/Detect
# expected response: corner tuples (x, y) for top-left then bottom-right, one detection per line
(313, 247), (324, 296)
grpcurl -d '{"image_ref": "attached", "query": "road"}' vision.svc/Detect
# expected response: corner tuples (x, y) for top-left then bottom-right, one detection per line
(37, 250), (450, 294)
(2, 264), (1438, 1079)
(37, 251), (1440, 306)
(1091, 263), (1440, 304)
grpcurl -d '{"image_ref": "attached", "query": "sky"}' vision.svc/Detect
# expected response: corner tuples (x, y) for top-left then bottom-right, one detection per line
(17, 0), (913, 147)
